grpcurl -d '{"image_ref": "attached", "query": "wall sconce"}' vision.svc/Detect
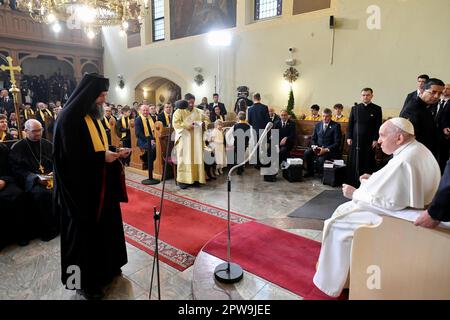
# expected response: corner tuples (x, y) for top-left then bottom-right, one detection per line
(117, 74), (125, 89)
(194, 67), (204, 86)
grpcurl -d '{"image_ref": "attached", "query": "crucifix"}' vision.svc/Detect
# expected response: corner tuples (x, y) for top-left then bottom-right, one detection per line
(0, 56), (23, 137)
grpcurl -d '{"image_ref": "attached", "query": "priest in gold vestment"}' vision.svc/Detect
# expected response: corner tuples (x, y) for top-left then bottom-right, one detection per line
(172, 94), (207, 189)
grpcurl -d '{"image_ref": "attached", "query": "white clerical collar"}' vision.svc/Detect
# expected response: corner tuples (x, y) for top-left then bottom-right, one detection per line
(393, 140), (414, 156)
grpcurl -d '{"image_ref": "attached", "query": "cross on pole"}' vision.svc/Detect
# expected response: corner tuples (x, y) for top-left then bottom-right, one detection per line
(0, 56), (22, 88)
(0, 56), (23, 137)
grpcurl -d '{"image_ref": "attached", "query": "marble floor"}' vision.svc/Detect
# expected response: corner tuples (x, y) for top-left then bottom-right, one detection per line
(0, 168), (334, 300)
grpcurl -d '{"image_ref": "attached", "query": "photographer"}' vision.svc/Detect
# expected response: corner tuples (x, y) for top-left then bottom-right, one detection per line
(234, 86), (253, 114)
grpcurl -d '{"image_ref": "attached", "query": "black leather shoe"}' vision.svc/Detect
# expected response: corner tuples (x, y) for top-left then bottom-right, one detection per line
(77, 288), (104, 300)
(18, 239), (30, 247)
(178, 183), (190, 189)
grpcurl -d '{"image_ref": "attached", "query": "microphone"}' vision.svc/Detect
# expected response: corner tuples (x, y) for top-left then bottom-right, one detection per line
(228, 121), (273, 178)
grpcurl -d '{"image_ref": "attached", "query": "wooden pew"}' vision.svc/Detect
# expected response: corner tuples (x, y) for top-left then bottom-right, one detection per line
(110, 119), (120, 148)
(153, 121), (174, 180)
(350, 216), (450, 300)
(129, 119), (146, 170)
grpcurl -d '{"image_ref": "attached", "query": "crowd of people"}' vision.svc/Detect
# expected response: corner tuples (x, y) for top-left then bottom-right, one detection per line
(1, 72), (450, 299)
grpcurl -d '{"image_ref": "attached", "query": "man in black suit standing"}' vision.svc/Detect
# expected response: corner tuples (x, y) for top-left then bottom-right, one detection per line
(247, 93), (270, 167)
(208, 93), (227, 116)
(304, 108), (342, 178)
(415, 159), (450, 228)
(346, 88), (382, 186)
(400, 78), (445, 158)
(0, 89), (14, 116)
(401, 74), (429, 114)
(274, 110), (296, 164)
(434, 83), (450, 173)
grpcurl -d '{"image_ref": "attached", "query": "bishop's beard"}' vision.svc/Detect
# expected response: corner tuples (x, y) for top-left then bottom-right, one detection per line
(88, 103), (105, 120)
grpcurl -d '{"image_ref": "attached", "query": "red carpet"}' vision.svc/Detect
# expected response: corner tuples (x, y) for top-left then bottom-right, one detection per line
(121, 180), (252, 271)
(203, 221), (348, 300)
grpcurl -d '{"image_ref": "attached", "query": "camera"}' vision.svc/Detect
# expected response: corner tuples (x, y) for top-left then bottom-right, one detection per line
(288, 47), (294, 52)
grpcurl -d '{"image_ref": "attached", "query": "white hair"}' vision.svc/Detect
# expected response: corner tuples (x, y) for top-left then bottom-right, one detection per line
(24, 119), (41, 131)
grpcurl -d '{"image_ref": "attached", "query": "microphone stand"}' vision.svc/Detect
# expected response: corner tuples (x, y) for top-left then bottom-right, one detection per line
(149, 111), (174, 300)
(214, 122), (273, 283)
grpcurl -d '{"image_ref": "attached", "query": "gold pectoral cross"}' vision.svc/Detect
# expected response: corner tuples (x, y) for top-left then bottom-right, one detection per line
(39, 164), (45, 174)
(0, 56), (22, 88)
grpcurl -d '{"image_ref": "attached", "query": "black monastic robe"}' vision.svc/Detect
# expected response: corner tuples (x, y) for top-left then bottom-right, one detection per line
(346, 102), (382, 186)
(53, 74), (128, 292)
(8, 138), (57, 239)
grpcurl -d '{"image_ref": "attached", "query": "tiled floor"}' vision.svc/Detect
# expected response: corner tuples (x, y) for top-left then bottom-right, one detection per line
(0, 168), (333, 300)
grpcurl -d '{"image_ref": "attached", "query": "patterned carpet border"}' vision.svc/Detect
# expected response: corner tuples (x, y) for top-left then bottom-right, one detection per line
(123, 223), (196, 269)
(123, 179), (252, 270)
(125, 179), (252, 224)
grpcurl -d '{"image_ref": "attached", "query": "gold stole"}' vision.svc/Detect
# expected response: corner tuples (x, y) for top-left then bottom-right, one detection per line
(121, 116), (129, 139)
(39, 109), (52, 121)
(139, 114), (153, 137)
(238, 120), (248, 125)
(84, 115), (108, 152)
(103, 116), (111, 130)
(24, 109), (34, 120)
(0, 131), (5, 142)
(164, 112), (170, 126)
(149, 115), (156, 133)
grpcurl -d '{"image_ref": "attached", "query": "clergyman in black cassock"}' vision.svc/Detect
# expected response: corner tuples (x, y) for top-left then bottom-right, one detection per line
(8, 120), (58, 241)
(0, 142), (30, 249)
(346, 92), (382, 187)
(53, 73), (128, 299)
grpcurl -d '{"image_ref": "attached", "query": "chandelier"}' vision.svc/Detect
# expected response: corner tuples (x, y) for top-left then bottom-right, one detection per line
(16, 0), (150, 38)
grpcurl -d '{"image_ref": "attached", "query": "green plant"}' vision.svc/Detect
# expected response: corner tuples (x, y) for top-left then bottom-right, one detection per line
(286, 88), (296, 119)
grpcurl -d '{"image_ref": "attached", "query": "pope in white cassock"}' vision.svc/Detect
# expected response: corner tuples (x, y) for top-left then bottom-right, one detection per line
(313, 118), (441, 297)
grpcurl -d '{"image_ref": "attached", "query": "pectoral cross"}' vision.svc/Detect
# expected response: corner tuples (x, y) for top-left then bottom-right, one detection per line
(0, 56), (22, 89)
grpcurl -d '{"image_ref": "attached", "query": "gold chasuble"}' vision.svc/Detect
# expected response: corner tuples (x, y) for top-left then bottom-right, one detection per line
(172, 107), (206, 185)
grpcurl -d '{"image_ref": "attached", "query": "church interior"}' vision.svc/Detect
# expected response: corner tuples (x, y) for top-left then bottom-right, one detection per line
(1, 0), (450, 302)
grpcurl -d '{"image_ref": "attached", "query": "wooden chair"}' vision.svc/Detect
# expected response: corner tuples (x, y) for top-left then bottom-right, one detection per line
(349, 216), (450, 300)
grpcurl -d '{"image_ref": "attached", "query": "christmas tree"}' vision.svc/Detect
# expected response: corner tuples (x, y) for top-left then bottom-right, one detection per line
(286, 88), (296, 119)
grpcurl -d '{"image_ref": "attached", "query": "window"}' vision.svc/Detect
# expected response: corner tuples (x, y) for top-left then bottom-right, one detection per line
(255, 0), (282, 20)
(152, 0), (165, 41)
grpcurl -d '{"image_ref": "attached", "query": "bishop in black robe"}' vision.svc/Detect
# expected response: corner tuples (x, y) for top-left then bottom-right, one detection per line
(8, 129), (57, 241)
(346, 102), (382, 186)
(53, 73), (128, 299)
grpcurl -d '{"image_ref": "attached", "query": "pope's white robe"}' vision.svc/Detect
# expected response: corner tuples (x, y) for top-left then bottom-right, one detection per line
(172, 107), (206, 185)
(313, 140), (441, 297)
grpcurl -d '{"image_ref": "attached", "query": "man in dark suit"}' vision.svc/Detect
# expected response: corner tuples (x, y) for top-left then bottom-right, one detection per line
(433, 84), (450, 173)
(401, 74), (429, 114)
(0, 89), (15, 115)
(247, 93), (270, 167)
(303, 108), (342, 177)
(415, 159), (450, 228)
(157, 102), (173, 127)
(274, 110), (296, 164)
(400, 78), (445, 158)
(134, 104), (157, 177)
(207, 93), (227, 116)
